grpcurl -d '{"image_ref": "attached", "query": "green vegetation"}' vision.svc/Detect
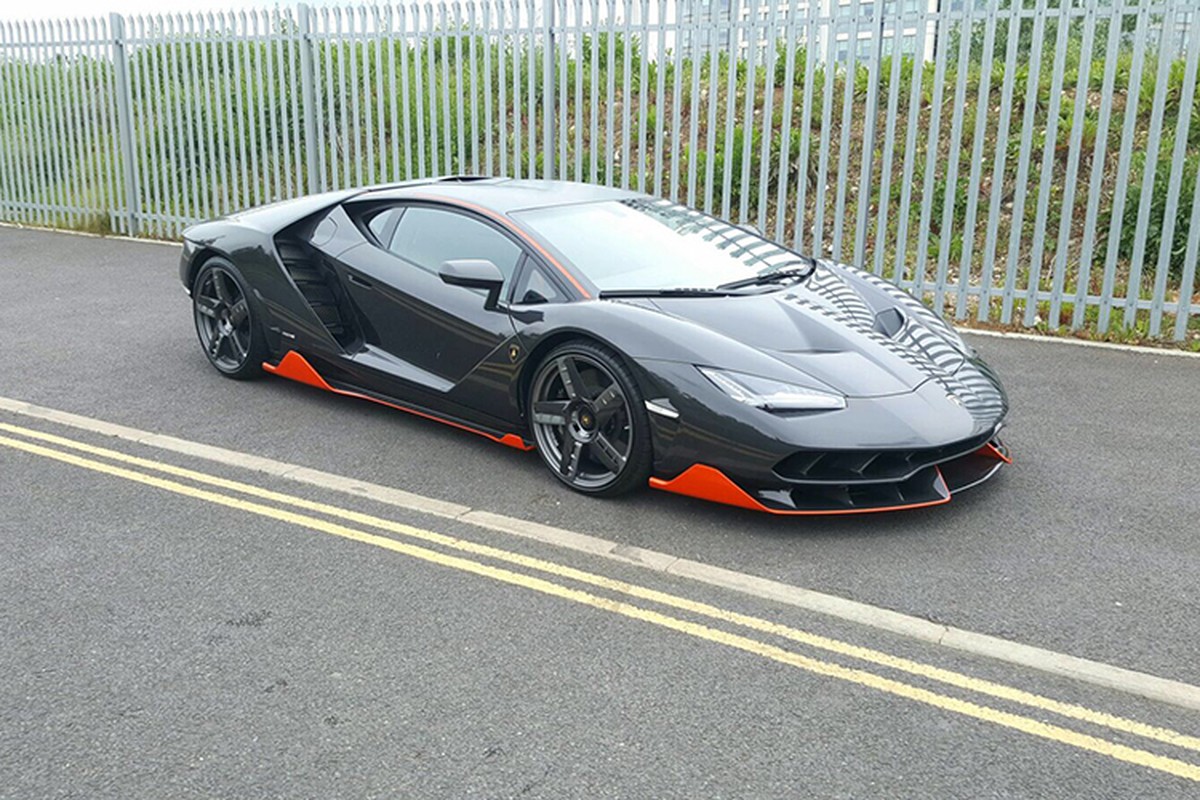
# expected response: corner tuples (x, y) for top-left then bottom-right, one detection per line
(0, 11), (1198, 344)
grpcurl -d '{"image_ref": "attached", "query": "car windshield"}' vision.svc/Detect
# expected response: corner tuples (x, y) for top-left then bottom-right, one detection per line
(512, 198), (811, 292)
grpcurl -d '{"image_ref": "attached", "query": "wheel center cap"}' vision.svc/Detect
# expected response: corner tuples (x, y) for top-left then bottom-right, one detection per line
(568, 403), (598, 442)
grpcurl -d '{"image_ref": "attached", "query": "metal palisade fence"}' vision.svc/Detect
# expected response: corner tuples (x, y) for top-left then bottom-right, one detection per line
(0, 0), (1198, 341)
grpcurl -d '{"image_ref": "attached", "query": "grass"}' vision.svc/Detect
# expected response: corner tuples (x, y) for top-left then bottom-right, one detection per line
(0, 12), (1197, 347)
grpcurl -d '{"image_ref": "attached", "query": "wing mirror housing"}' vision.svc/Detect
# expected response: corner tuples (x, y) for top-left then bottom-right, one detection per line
(438, 259), (505, 310)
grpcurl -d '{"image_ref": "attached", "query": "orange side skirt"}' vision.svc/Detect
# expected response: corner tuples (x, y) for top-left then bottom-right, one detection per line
(263, 350), (533, 451)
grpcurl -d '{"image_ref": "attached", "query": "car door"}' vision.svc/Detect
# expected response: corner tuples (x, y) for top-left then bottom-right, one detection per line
(330, 202), (525, 392)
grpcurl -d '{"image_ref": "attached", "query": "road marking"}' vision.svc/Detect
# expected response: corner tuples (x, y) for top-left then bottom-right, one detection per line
(1, 431), (1199, 783)
(4, 419), (1199, 755)
(2, 396), (1200, 714)
(0, 221), (183, 247)
(962, 328), (1200, 358)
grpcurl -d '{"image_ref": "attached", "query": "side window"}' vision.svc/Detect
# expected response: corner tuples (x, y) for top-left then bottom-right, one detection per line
(388, 206), (523, 283)
(367, 207), (404, 248)
(512, 262), (569, 305)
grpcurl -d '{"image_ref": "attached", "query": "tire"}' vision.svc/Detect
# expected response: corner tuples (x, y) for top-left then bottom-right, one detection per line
(191, 257), (268, 380)
(528, 340), (653, 497)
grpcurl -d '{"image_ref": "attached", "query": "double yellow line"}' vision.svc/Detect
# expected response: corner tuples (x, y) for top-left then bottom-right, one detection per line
(2, 420), (1199, 782)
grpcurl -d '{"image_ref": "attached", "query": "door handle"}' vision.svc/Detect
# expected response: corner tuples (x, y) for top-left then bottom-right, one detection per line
(347, 273), (373, 289)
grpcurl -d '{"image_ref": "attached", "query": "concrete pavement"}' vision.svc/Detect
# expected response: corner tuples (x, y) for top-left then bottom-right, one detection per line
(2, 226), (1199, 796)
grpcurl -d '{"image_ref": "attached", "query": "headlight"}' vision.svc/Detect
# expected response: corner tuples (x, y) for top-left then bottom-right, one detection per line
(698, 367), (846, 411)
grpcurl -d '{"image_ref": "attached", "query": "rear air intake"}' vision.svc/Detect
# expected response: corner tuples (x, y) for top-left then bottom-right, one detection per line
(274, 238), (355, 346)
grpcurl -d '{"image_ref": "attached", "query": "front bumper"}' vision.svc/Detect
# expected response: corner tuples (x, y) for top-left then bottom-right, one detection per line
(636, 358), (1010, 515)
(649, 436), (1010, 515)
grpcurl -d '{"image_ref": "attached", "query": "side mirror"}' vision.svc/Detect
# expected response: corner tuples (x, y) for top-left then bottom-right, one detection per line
(438, 259), (505, 311)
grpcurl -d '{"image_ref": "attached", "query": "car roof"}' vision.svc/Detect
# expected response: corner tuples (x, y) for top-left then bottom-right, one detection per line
(356, 177), (643, 215)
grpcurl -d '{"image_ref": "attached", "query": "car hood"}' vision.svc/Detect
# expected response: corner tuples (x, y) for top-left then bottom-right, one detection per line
(643, 262), (985, 401)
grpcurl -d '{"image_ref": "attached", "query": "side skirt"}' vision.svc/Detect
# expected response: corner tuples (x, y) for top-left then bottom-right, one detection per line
(264, 350), (534, 451)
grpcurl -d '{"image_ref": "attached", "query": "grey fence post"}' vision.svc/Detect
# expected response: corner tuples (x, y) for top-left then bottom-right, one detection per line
(110, 13), (139, 236)
(854, 2), (885, 268)
(297, 3), (321, 193)
(542, 0), (556, 179)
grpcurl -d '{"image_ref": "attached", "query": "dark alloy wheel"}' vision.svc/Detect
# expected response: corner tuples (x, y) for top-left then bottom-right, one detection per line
(529, 341), (653, 496)
(192, 258), (266, 380)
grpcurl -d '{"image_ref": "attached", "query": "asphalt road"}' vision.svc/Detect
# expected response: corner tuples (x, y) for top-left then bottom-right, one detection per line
(2, 226), (1200, 797)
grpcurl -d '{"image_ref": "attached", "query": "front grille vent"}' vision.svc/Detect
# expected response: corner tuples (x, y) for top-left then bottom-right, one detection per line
(773, 430), (994, 484)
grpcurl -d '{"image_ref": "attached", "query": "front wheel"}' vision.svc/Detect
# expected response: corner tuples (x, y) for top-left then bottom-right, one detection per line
(528, 341), (653, 497)
(192, 258), (267, 380)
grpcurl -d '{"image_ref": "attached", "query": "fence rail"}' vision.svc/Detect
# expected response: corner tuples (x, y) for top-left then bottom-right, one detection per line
(1, 0), (1198, 341)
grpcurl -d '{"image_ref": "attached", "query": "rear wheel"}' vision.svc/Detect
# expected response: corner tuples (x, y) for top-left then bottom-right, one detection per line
(529, 341), (652, 497)
(192, 258), (267, 380)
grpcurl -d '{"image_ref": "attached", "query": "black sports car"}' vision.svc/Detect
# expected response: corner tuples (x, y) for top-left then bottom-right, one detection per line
(180, 177), (1009, 514)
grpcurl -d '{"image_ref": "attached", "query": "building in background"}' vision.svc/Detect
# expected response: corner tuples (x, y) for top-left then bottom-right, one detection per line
(678, 0), (943, 63)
